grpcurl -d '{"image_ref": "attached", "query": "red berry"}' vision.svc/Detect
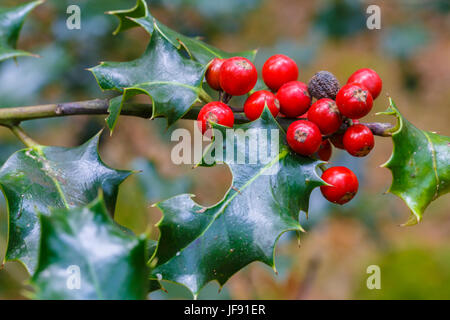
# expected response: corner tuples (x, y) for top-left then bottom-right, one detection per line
(343, 124), (374, 157)
(286, 120), (322, 156)
(307, 98), (342, 135)
(316, 139), (332, 161)
(276, 81), (311, 118)
(336, 83), (373, 119)
(219, 57), (257, 96)
(244, 90), (280, 121)
(197, 102), (234, 134)
(320, 166), (359, 205)
(347, 68), (382, 99)
(262, 54), (299, 91)
(330, 132), (345, 149)
(206, 58), (225, 91)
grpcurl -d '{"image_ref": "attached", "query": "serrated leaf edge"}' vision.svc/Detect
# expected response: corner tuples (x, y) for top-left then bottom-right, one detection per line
(0, 131), (133, 273)
(378, 97), (443, 226)
(148, 108), (324, 296)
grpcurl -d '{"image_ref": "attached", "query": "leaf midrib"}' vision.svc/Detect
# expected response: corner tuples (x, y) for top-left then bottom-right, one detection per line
(31, 148), (70, 209)
(131, 80), (200, 92)
(423, 131), (440, 198)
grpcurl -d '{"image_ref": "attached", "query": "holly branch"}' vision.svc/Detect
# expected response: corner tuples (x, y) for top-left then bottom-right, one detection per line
(0, 98), (394, 145)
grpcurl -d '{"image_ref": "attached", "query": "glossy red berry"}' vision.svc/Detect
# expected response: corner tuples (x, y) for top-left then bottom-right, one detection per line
(206, 58), (225, 91)
(262, 54), (299, 91)
(347, 68), (382, 99)
(286, 120), (322, 156)
(343, 124), (374, 157)
(320, 166), (359, 205)
(244, 90), (280, 121)
(307, 98), (342, 135)
(330, 132), (345, 149)
(276, 81), (311, 118)
(197, 102), (234, 134)
(316, 139), (332, 161)
(219, 57), (257, 96)
(336, 83), (373, 119)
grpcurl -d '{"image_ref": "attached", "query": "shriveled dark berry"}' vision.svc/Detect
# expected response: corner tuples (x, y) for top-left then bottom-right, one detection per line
(307, 71), (340, 100)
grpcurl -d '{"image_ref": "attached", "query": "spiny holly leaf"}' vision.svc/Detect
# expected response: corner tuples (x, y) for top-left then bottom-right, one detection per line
(0, 0), (43, 62)
(0, 133), (131, 274)
(90, 24), (208, 132)
(150, 107), (325, 297)
(380, 98), (450, 226)
(31, 197), (148, 300)
(107, 0), (257, 65)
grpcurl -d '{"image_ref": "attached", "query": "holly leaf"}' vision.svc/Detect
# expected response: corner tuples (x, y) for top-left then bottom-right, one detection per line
(31, 197), (149, 300)
(90, 24), (208, 132)
(380, 98), (450, 226)
(0, 133), (131, 274)
(107, 0), (257, 65)
(0, 0), (43, 62)
(150, 107), (325, 297)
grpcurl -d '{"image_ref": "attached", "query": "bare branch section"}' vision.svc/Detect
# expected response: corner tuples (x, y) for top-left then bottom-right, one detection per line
(0, 99), (151, 124)
(0, 98), (394, 137)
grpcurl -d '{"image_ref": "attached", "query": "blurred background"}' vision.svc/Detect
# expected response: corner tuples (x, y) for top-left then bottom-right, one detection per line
(0, 0), (449, 299)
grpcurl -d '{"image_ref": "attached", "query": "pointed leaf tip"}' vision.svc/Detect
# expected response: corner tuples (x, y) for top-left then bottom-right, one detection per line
(380, 98), (450, 224)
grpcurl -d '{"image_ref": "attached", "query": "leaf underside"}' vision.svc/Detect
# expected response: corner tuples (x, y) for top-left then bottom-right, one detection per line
(31, 197), (149, 300)
(0, 133), (131, 274)
(0, 0), (43, 62)
(150, 108), (325, 296)
(381, 98), (450, 226)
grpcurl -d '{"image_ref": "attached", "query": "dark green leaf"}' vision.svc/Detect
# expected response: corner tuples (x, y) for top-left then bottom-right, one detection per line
(90, 24), (208, 132)
(108, 0), (257, 65)
(31, 197), (148, 300)
(150, 108), (324, 297)
(0, 0), (43, 62)
(380, 98), (450, 225)
(0, 133), (131, 273)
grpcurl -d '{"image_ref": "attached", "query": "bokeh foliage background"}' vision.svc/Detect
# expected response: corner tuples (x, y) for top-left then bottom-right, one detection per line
(0, 0), (449, 299)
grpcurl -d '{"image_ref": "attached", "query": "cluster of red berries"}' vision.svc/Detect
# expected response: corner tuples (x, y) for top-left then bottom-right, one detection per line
(198, 54), (382, 206)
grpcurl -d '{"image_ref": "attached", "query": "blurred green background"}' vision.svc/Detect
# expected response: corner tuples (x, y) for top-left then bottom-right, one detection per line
(0, 0), (449, 300)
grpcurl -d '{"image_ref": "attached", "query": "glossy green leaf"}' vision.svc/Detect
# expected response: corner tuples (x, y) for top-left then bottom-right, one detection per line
(0, 0), (43, 62)
(31, 197), (148, 300)
(108, 0), (257, 65)
(0, 133), (131, 274)
(150, 107), (325, 297)
(90, 24), (207, 132)
(381, 98), (450, 226)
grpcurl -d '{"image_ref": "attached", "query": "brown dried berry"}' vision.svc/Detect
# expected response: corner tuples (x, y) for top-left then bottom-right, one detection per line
(307, 71), (340, 100)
